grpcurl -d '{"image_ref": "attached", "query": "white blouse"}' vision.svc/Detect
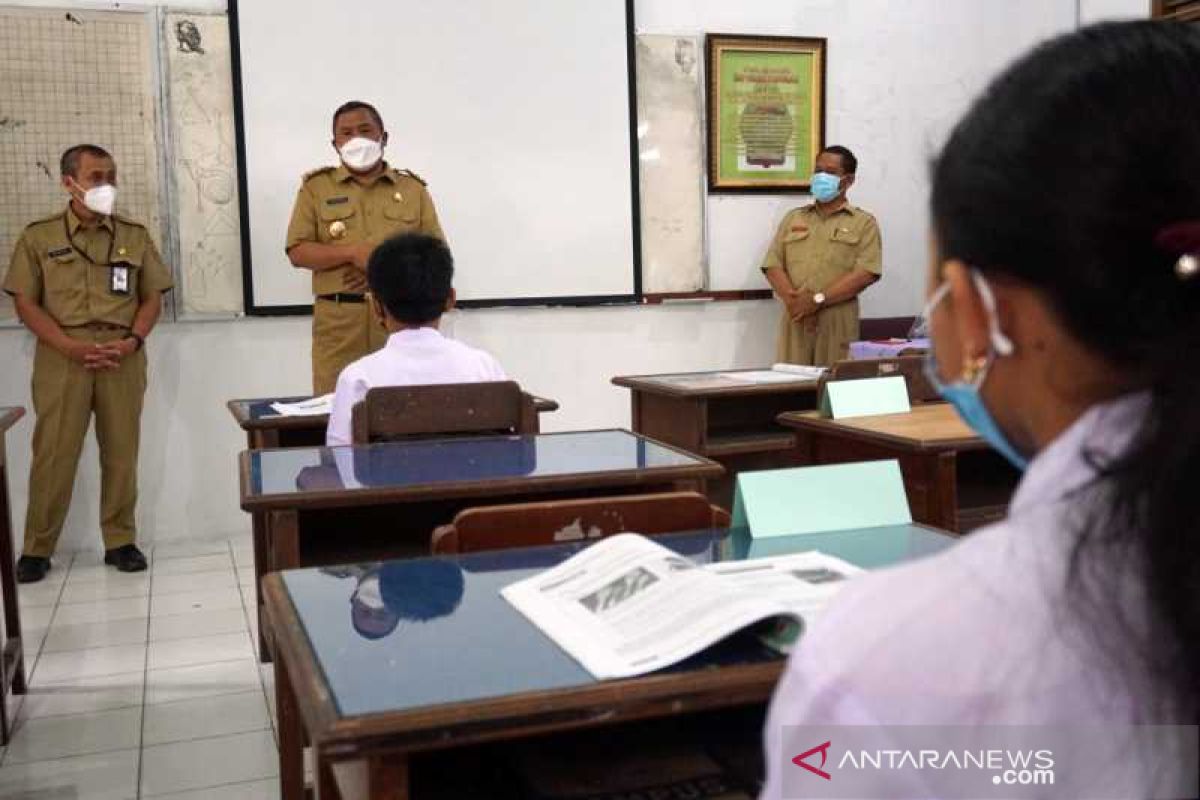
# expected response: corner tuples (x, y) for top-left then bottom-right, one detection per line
(758, 393), (1188, 798)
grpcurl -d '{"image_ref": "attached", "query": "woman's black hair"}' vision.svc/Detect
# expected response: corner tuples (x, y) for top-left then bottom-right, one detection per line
(932, 21), (1200, 719)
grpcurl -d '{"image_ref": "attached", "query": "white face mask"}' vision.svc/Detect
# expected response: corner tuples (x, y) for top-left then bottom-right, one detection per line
(71, 180), (117, 216)
(338, 136), (383, 172)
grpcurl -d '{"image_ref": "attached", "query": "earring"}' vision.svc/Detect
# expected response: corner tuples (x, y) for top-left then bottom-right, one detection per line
(960, 354), (988, 383)
(1175, 254), (1199, 280)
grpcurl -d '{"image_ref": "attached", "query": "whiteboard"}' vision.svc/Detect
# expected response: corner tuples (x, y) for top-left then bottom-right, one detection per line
(233, 0), (637, 310)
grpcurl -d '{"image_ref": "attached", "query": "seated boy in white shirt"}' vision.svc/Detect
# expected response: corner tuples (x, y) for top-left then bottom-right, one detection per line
(325, 233), (507, 446)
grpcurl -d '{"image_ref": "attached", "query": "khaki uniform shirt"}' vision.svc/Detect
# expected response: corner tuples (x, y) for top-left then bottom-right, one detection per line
(3, 206), (174, 327)
(760, 203), (882, 290)
(285, 163), (445, 296)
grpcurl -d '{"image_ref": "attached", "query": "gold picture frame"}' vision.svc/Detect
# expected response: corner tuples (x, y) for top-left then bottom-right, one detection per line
(705, 34), (827, 193)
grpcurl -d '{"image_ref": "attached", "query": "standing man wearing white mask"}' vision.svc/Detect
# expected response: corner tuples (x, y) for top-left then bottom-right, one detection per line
(760, 145), (882, 366)
(2, 144), (173, 582)
(287, 101), (446, 394)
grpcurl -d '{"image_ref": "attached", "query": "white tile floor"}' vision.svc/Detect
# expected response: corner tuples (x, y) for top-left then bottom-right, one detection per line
(0, 538), (282, 799)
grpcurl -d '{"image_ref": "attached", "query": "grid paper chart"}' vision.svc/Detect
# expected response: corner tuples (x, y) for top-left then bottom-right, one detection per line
(0, 6), (162, 322)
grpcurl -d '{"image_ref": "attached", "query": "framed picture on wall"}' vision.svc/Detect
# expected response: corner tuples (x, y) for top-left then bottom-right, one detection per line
(704, 34), (827, 193)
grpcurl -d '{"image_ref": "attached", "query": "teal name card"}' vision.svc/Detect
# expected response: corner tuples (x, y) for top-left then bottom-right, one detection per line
(820, 376), (911, 419)
(731, 460), (912, 538)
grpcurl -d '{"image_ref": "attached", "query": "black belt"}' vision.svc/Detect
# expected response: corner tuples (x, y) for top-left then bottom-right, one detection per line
(316, 293), (367, 304)
(63, 322), (129, 331)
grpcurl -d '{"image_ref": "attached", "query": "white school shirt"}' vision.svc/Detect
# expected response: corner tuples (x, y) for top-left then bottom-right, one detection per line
(759, 393), (1185, 799)
(325, 327), (507, 446)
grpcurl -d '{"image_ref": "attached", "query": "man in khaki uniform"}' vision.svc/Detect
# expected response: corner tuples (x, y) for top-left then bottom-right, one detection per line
(761, 145), (883, 365)
(3, 144), (173, 582)
(287, 100), (446, 394)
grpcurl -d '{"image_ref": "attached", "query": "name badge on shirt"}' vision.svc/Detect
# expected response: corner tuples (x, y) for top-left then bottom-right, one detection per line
(110, 265), (130, 295)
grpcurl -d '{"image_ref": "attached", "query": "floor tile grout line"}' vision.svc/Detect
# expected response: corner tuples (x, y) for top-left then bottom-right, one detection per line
(143, 775), (279, 800)
(136, 545), (156, 800)
(232, 538), (280, 749)
(2, 552), (76, 771)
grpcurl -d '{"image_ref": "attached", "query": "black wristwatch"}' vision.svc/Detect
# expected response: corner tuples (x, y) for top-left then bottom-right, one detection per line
(128, 332), (145, 351)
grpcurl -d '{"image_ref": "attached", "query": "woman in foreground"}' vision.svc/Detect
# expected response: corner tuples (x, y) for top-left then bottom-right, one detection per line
(760, 21), (1200, 800)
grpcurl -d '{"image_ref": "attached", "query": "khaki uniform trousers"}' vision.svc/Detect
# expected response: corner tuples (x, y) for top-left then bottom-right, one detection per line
(311, 297), (389, 395)
(776, 299), (860, 367)
(24, 327), (146, 558)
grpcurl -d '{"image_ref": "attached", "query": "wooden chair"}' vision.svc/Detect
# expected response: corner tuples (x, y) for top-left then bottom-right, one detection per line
(430, 492), (731, 555)
(820, 355), (940, 404)
(350, 381), (539, 444)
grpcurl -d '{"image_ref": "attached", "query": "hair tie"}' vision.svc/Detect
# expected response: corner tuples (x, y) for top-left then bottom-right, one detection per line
(1154, 220), (1200, 280)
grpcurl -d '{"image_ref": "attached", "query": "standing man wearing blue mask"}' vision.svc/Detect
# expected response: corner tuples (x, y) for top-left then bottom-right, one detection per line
(760, 146), (882, 366)
(286, 101), (446, 394)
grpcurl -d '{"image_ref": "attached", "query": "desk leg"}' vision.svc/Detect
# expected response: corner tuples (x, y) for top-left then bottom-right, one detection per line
(261, 510), (299, 662)
(252, 509), (270, 662)
(315, 755), (340, 800)
(368, 756), (410, 800)
(0, 457), (26, 726)
(930, 452), (960, 533)
(276, 655), (306, 800)
(251, 430), (281, 450)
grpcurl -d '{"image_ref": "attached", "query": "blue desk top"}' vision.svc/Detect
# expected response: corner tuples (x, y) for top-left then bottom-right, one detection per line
(244, 429), (716, 502)
(281, 523), (954, 718)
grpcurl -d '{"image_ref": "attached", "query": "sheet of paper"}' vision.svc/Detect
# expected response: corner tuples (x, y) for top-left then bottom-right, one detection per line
(269, 393), (334, 417)
(770, 363), (828, 380)
(821, 375), (910, 418)
(717, 370), (809, 384)
(731, 460), (912, 538)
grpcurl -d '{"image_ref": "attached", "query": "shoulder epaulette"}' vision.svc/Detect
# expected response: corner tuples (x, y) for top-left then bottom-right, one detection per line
(302, 165), (337, 182)
(113, 213), (147, 229)
(396, 169), (427, 186)
(26, 210), (64, 230)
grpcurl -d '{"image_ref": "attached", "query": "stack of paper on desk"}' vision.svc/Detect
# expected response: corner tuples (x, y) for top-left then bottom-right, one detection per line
(716, 364), (826, 384)
(268, 394), (334, 417)
(502, 533), (861, 679)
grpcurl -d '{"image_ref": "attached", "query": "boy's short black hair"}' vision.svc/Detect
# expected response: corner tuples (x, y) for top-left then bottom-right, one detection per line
(367, 233), (453, 325)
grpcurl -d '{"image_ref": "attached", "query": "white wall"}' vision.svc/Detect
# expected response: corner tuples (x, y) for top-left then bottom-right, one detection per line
(0, 0), (1146, 555)
(0, 305), (777, 551)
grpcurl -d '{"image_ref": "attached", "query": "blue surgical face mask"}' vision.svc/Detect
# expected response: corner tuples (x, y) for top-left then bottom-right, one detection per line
(921, 272), (1030, 471)
(810, 171), (842, 203)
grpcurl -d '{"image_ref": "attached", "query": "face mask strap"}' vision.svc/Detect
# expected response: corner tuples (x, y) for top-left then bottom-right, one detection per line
(970, 271), (1014, 356)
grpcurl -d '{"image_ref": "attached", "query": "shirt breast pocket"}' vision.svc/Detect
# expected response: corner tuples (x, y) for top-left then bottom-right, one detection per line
(828, 226), (862, 271)
(43, 249), (85, 298)
(318, 203), (359, 243)
(782, 228), (811, 259)
(381, 199), (419, 232)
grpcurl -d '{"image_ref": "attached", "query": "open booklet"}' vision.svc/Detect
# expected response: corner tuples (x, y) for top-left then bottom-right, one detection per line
(269, 393), (334, 417)
(501, 533), (861, 680)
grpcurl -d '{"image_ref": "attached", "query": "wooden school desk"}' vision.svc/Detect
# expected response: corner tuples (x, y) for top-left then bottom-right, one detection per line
(240, 429), (722, 660)
(0, 407), (27, 746)
(264, 522), (955, 800)
(612, 370), (820, 505)
(777, 403), (1021, 533)
(227, 393), (561, 450)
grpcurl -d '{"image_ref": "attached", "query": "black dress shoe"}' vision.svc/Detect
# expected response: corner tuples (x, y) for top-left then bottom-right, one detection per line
(16, 556), (51, 584)
(104, 544), (148, 573)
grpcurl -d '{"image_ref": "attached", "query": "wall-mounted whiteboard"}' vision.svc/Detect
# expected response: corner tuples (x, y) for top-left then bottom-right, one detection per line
(234, 0), (638, 311)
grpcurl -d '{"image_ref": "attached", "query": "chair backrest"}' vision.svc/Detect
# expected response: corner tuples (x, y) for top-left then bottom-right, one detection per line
(430, 492), (731, 555)
(350, 381), (537, 444)
(820, 356), (940, 404)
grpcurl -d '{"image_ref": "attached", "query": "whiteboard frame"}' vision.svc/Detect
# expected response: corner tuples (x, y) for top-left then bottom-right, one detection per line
(228, 0), (643, 316)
